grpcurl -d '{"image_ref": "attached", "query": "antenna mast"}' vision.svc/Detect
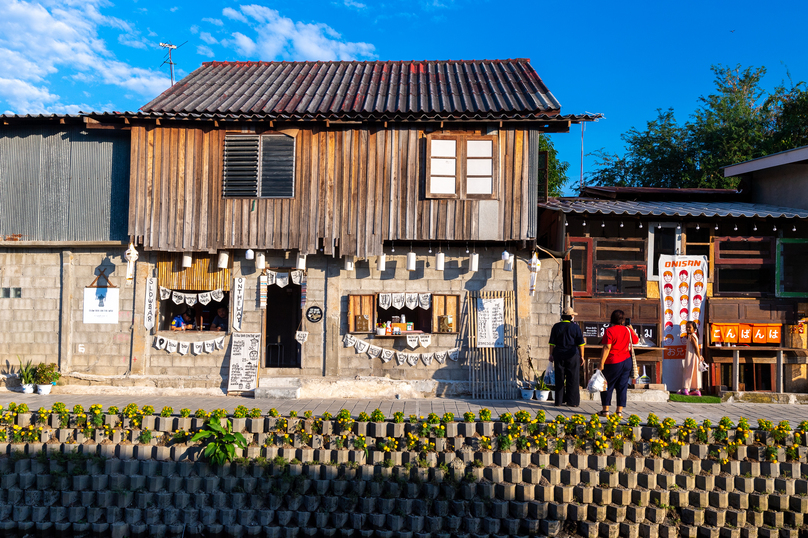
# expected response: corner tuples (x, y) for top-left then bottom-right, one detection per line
(159, 42), (178, 85)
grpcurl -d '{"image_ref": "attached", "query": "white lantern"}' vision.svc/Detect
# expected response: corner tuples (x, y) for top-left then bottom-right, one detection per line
(182, 252), (193, 268)
(245, 249), (255, 260)
(504, 253), (514, 272)
(255, 252), (266, 270)
(217, 251), (229, 269)
(435, 252), (445, 271)
(124, 243), (138, 282)
(406, 252), (416, 271)
(344, 256), (355, 271)
(296, 253), (307, 270)
(470, 252), (479, 272)
(377, 254), (386, 272)
(501, 250), (510, 261)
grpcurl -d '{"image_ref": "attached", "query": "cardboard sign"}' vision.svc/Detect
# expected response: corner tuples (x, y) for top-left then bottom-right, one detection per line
(227, 333), (261, 393)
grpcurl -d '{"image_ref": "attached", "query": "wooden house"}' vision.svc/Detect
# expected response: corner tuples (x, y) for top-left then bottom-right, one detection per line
(538, 185), (808, 394)
(124, 60), (597, 397)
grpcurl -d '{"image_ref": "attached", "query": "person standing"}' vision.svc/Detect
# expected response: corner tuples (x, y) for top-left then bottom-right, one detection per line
(548, 306), (585, 407)
(598, 309), (638, 418)
(679, 321), (703, 396)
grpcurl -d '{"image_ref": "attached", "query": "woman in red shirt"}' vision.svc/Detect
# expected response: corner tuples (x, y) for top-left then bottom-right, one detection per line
(598, 309), (638, 418)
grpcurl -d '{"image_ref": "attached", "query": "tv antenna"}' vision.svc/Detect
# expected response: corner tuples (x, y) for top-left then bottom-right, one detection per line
(159, 41), (186, 86)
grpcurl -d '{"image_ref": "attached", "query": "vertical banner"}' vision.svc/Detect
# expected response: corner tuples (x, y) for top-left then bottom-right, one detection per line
(144, 277), (157, 330)
(259, 275), (267, 309)
(658, 254), (708, 389)
(476, 297), (505, 348)
(232, 277), (245, 332)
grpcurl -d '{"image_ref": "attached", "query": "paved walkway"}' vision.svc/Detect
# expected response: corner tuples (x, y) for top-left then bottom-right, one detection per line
(1, 390), (806, 424)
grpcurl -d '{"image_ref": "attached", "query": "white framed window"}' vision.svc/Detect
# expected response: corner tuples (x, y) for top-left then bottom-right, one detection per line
(647, 222), (682, 281)
(426, 134), (497, 199)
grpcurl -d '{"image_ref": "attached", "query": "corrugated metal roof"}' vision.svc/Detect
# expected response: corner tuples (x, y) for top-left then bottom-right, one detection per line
(140, 60), (594, 121)
(538, 199), (808, 219)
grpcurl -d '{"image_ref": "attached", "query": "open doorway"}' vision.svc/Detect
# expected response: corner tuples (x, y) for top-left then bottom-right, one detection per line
(265, 285), (302, 368)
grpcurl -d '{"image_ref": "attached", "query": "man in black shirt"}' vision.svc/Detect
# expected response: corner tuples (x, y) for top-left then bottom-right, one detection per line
(548, 306), (585, 407)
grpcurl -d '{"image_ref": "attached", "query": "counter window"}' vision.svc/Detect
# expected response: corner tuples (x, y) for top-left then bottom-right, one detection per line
(347, 293), (460, 334)
(159, 291), (230, 331)
(714, 236), (776, 296)
(776, 239), (808, 297)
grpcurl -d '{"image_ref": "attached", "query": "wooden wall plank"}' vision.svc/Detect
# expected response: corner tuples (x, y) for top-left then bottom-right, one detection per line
(128, 125), (142, 238)
(512, 130), (523, 240)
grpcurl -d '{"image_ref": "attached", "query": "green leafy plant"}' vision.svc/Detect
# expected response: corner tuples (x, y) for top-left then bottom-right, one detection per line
(17, 357), (35, 385)
(142, 405), (155, 416)
(627, 414), (641, 427)
(303, 410), (313, 419)
(289, 410), (298, 418)
(370, 409), (385, 422)
(393, 412), (405, 423)
(33, 362), (60, 385)
(190, 418), (248, 465)
(646, 413), (661, 428)
(322, 412), (333, 421)
(426, 413), (440, 425)
(463, 412), (475, 423)
(160, 407), (173, 418)
(479, 409), (492, 422)
(180, 408), (191, 418)
(441, 412), (455, 423)
(16, 403), (29, 414)
(194, 409), (208, 419)
(210, 408), (227, 420)
(357, 412), (371, 422)
(496, 434), (512, 451)
(535, 374), (550, 391)
(233, 405), (249, 419)
(137, 428), (152, 444)
(107, 406), (119, 416)
(268, 408), (280, 418)
(249, 408), (262, 419)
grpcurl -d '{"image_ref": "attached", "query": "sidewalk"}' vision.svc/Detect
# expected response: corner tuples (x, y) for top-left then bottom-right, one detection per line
(1, 389), (806, 424)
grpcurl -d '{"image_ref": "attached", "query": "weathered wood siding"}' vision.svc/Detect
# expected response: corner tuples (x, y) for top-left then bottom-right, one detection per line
(129, 123), (536, 257)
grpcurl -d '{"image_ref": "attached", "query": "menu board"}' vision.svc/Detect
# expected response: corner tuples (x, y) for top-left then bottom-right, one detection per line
(227, 333), (261, 392)
(579, 322), (657, 347)
(476, 298), (505, 348)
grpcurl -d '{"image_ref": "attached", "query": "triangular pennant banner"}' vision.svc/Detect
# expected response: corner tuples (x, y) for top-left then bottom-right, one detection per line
(406, 353), (418, 366)
(266, 271), (276, 286)
(434, 351), (447, 365)
(405, 293), (418, 310)
(395, 352), (406, 366)
(418, 334), (431, 348)
(295, 331), (309, 345)
(166, 340), (178, 353)
(367, 345), (382, 358)
(159, 286), (171, 301)
(378, 293), (392, 310)
(211, 289), (224, 302)
(276, 273), (289, 288)
(198, 292), (212, 305)
(192, 342), (203, 355)
(448, 348), (460, 361)
(354, 339), (369, 354)
(215, 336), (225, 350)
(380, 349), (395, 363)
(153, 336), (167, 350)
(342, 334), (356, 348)
(185, 294), (197, 307)
(406, 334), (419, 349)
(204, 340), (214, 353)
(391, 293), (405, 310)
(291, 270), (303, 285)
(421, 353), (433, 366)
(419, 293), (432, 310)
(178, 342), (190, 355)
(172, 291), (185, 305)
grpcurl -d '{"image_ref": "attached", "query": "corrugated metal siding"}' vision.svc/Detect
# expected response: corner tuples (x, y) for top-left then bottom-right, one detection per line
(0, 126), (130, 241)
(537, 199), (808, 219)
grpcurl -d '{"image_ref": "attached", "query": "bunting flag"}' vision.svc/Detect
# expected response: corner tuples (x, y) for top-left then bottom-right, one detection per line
(405, 293), (418, 310)
(295, 331), (309, 345)
(406, 334), (420, 349)
(184, 294), (197, 307)
(159, 286), (171, 301)
(154, 337), (226, 355)
(448, 348), (460, 361)
(354, 339), (369, 354)
(367, 345), (382, 358)
(342, 334), (356, 348)
(204, 340), (214, 353)
(198, 292), (212, 305)
(178, 342), (190, 355)
(211, 289), (224, 302)
(418, 334), (431, 348)
(380, 349), (395, 363)
(420, 353), (433, 366)
(434, 351), (447, 365)
(291, 270), (303, 285)
(166, 340), (178, 353)
(395, 352), (406, 366)
(419, 293), (432, 310)
(266, 271), (276, 286)
(192, 342), (203, 355)
(259, 275), (268, 309)
(276, 273), (289, 288)
(172, 291), (185, 305)
(378, 293), (392, 310)
(406, 353), (418, 367)
(215, 336), (225, 350)
(391, 293), (405, 310)
(153, 336), (167, 350)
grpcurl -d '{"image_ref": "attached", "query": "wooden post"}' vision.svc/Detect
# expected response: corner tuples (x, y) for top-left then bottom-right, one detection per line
(776, 350), (783, 394)
(732, 349), (740, 392)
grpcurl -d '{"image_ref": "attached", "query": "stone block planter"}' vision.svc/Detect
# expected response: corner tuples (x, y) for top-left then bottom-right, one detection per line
(155, 417), (175, 432)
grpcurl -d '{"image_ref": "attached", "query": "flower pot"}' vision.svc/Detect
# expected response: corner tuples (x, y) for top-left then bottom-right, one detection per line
(536, 390), (550, 401)
(36, 384), (52, 395)
(21, 384), (34, 394)
(520, 389), (534, 400)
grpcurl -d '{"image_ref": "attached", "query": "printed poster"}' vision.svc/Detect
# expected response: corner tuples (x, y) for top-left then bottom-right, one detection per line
(83, 287), (120, 324)
(476, 297), (505, 348)
(658, 254), (708, 390)
(227, 333), (261, 392)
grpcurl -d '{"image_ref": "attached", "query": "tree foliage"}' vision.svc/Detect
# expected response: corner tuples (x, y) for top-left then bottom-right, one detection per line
(542, 135), (571, 197)
(588, 64), (808, 190)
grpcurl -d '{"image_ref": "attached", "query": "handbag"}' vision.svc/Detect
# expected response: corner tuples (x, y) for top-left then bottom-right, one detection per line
(627, 326), (639, 380)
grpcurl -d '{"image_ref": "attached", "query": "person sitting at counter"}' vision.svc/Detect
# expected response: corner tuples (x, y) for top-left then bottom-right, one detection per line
(170, 309), (196, 331)
(210, 307), (228, 332)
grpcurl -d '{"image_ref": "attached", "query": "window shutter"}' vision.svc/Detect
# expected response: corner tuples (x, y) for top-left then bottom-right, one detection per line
(465, 139), (493, 195)
(260, 135), (295, 198)
(431, 294), (459, 333)
(348, 294), (376, 333)
(222, 135), (260, 197)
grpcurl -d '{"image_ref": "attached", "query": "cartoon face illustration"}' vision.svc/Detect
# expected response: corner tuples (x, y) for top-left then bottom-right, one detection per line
(694, 282), (704, 294)
(664, 334), (674, 345)
(665, 321), (674, 332)
(679, 320), (688, 332)
(664, 309), (674, 322)
(692, 307), (701, 318)
(680, 308), (689, 319)
(679, 282), (689, 294)
(679, 270), (688, 282)
(663, 271), (674, 283)
(680, 295), (690, 308)
(694, 269), (704, 282)
(664, 284), (674, 295)
(665, 296), (674, 309)
(693, 295), (703, 308)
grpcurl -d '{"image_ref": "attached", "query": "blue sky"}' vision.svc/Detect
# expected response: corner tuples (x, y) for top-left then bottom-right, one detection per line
(2, 0), (807, 193)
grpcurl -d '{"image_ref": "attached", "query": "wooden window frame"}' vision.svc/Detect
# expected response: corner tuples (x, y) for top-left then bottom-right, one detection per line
(647, 223), (682, 281)
(568, 236), (593, 297)
(593, 264), (647, 298)
(425, 134), (498, 200)
(776, 238), (808, 298)
(431, 294), (460, 334)
(222, 133), (296, 199)
(714, 236), (776, 265)
(713, 265), (775, 297)
(347, 294), (377, 334)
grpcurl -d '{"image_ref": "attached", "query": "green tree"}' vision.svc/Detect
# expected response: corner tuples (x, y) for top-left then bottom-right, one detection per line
(542, 135), (570, 197)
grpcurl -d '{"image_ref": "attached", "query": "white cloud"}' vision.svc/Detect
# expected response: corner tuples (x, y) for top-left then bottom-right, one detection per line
(170, 6), (179, 12)
(342, 0), (367, 8)
(202, 17), (223, 26)
(199, 32), (218, 45)
(0, 0), (169, 113)
(196, 45), (215, 58)
(221, 5), (376, 61)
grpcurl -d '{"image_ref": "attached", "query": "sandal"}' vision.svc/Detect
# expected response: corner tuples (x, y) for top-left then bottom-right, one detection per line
(597, 410), (609, 417)
(616, 412), (623, 418)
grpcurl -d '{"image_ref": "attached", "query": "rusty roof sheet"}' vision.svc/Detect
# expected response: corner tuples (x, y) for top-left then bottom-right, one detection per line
(140, 59), (588, 121)
(538, 199), (808, 219)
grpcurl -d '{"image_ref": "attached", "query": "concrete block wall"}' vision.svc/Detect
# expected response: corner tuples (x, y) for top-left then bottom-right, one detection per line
(528, 257), (563, 376)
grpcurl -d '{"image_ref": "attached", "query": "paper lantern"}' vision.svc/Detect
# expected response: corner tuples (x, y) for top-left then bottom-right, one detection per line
(406, 252), (416, 271)
(436, 252), (445, 271)
(255, 252), (266, 270)
(504, 253), (514, 272)
(470, 252), (479, 272)
(501, 250), (510, 261)
(377, 254), (386, 272)
(296, 253), (307, 270)
(344, 256), (355, 271)
(245, 249), (255, 260)
(182, 252), (193, 268)
(217, 251), (229, 269)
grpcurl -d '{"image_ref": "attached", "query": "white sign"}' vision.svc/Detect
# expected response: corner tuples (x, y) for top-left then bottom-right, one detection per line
(83, 287), (120, 324)
(232, 277), (245, 332)
(227, 332), (261, 392)
(476, 297), (505, 348)
(144, 278), (157, 330)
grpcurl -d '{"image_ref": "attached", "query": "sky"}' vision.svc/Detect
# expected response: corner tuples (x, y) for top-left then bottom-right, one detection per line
(2, 0), (808, 194)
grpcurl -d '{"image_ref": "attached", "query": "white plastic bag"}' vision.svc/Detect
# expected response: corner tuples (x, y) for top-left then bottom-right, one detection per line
(587, 369), (607, 393)
(544, 363), (555, 386)
(698, 360), (709, 373)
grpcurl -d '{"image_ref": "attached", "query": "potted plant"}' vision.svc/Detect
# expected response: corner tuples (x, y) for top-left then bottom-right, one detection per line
(535, 374), (551, 401)
(519, 382), (535, 400)
(33, 363), (60, 395)
(18, 357), (35, 394)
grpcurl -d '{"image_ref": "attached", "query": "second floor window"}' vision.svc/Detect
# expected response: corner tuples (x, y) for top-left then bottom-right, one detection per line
(426, 134), (497, 200)
(222, 134), (295, 198)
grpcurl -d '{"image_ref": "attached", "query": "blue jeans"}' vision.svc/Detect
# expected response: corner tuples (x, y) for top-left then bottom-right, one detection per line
(601, 358), (632, 408)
